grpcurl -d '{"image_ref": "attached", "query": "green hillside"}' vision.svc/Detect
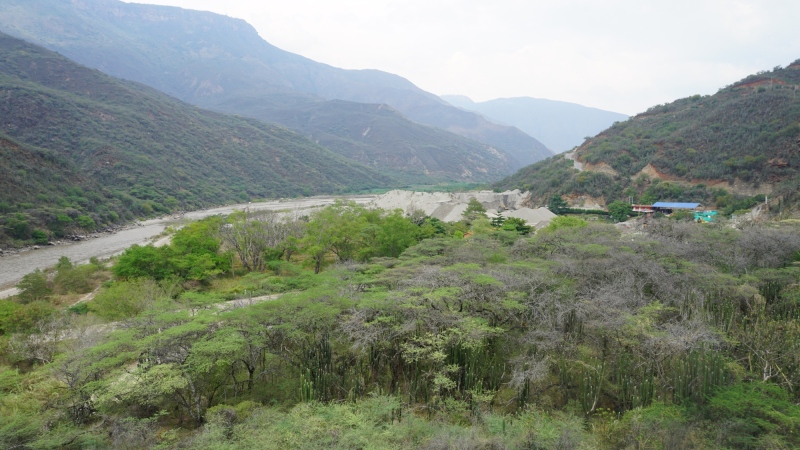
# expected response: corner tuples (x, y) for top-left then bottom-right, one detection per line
(0, 133), (127, 242)
(224, 98), (517, 183)
(0, 32), (390, 246)
(0, 0), (550, 170)
(495, 61), (800, 208)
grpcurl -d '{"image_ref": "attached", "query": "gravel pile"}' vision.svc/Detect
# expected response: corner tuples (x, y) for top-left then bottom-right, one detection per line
(369, 190), (556, 227)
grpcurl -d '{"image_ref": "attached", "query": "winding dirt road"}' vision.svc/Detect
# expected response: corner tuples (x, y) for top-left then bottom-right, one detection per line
(564, 150), (584, 171)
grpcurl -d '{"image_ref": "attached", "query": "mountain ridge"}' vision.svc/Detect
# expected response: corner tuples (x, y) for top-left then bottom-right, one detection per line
(0, 31), (392, 244)
(442, 95), (628, 153)
(219, 97), (519, 183)
(0, 0), (552, 168)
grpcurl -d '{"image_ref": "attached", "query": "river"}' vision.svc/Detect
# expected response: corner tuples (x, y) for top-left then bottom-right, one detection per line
(0, 195), (376, 298)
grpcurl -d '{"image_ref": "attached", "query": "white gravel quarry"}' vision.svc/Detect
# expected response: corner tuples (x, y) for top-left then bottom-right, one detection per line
(369, 190), (556, 227)
(499, 207), (558, 228)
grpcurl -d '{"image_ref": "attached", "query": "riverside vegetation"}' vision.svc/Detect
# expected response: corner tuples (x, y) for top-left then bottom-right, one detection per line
(1, 201), (799, 449)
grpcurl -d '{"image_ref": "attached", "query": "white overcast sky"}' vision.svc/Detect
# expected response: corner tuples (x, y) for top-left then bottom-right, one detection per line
(129, 0), (800, 115)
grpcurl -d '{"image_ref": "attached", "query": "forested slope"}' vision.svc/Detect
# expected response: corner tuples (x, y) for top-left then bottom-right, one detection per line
(495, 61), (800, 208)
(0, 32), (390, 246)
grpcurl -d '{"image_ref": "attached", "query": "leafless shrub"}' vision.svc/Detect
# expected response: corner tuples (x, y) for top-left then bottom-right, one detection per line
(220, 210), (303, 272)
(8, 312), (75, 364)
(508, 354), (550, 390)
(734, 225), (800, 273)
(644, 318), (722, 357)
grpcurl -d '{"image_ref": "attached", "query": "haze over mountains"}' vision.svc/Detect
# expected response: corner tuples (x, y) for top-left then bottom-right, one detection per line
(0, 0), (552, 174)
(442, 95), (628, 153)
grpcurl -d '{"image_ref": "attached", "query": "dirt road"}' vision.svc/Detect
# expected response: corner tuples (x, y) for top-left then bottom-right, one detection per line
(564, 150), (584, 171)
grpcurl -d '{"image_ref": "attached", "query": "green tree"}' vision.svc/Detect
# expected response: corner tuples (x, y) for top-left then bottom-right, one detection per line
(221, 210), (302, 272)
(31, 230), (48, 245)
(89, 279), (174, 320)
(49, 214), (73, 237)
(490, 213), (506, 228)
(53, 262), (95, 295)
(375, 210), (419, 258)
(75, 215), (96, 230)
(470, 217), (494, 235)
(462, 197), (487, 223)
(0, 300), (21, 334)
(171, 217), (230, 281)
(55, 256), (73, 271)
(113, 245), (174, 280)
(607, 200), (633, 222)
(419, 217), (447, 239)
(542, 215), (588, 232)
(548, 195), (569, 215)
(6, 214), (31, 240)
(501, 217), (532, 234)
(99, 312), (234, 426)
(302, 200), (378, 269)
(705, 383), (800, 448)
(8, 301), (56, 334)
(16, 269), (52, 304)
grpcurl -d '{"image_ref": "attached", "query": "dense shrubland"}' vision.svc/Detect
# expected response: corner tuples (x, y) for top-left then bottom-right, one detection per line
(495, 62), (800, 210)
(1, 203), (799, 449)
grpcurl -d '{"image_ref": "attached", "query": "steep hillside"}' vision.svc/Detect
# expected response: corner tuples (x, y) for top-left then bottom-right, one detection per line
(0, 32), (391, 244)
(0, 0), (552, 168)
(494, 62), (800, 207)
(208, 98), (518, 183)
(442, 95), (628, 153)
(0, 134), (111, 218)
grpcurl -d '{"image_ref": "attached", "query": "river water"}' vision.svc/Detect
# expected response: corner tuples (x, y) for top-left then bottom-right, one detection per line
(0, 195), (375, 297)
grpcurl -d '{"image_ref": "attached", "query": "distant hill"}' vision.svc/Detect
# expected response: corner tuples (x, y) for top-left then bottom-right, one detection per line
(240, 99), (518, 184)
(0, 32), (390, 245)
(494, 62), (800, 209)
(442, 95), (628, 153)
(0, 0), (552, 169)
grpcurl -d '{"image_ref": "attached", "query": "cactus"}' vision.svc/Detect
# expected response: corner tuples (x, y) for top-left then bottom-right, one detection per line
(669, 347), (726, 405)
(299, 368), (314, 402)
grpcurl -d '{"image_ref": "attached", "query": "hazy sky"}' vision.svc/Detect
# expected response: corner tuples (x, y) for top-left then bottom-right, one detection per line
(129, 0), (800, 115)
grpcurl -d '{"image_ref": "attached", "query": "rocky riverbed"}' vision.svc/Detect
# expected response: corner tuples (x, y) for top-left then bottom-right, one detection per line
(0, 196), (376, 293)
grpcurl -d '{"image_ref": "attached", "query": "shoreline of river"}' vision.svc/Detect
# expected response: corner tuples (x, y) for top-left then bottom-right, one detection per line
(0, 195), (377, 293)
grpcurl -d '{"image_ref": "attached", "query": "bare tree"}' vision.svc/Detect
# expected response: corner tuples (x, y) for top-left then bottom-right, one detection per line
(220, 210), (303, 272)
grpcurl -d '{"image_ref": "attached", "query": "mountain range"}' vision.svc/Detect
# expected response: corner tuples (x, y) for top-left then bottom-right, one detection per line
(0, 31), (393, 242)
(442, 95), (628, 153)
(0, 0), (552, 173)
